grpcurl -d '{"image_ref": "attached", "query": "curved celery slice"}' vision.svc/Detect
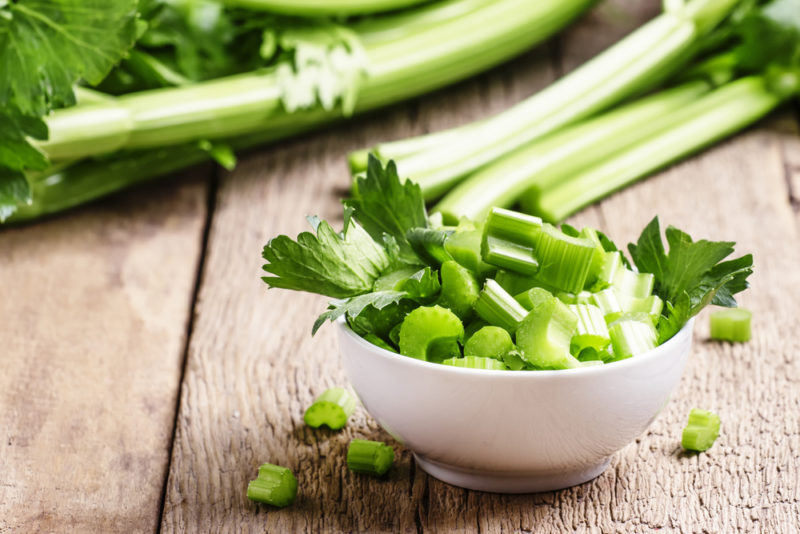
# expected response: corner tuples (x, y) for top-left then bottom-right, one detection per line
(608, 316), (657, 360)
(347, 439), (395, 476)
(437, 260), (480, 319)
(474, 279), (528, 332)
(514, 287), (553, 311)
(592, 251), (624, 291)
(442, 355), (508, 370)
(484, 207), (543, 246)
(591, 288), (624, 318)
(532, 224), (596, 294)
(568, 303), (610, 353)
(444, 224), (495, 276)
(612, 268), (655, 298)
(398, 305), (464, 361)
(502, 349), (532, 370)
(247, 463), (298, 507)
(709, 308), (751, 342)
(304, 388), (357, 430)
(681, 409), (720, 452)
(463, 326), (514, 359)
(463, 318), (489, 344)
(515, 295), (579, 370)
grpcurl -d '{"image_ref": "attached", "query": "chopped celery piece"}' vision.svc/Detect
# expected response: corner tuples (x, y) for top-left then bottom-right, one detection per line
(444, 225), (494, 277)
(592, 251), (624, 291)
(556, 292), (578, 304)
(495, 270), (538, 296)
(398, 305), (464, 361)
(474, 280), (528, 332)
(463, 326), (514, 359)
(247, 463), (298, 507)
(514, 287), (553, 311)
(363, 333), (397, 353)
(576, 291), (594, 305)
(463, 318), (489, 344)
(681, 409), (721, 452)
(442, 355), (508, 370)
(502, 349), (532, 370)
(304, 387), (357, 430)
(480, 207), (542, 275)
(482, 236), (540, 275)
(591, 288), (624, 318)
(484, 207), (543, 246)
(515, 295), (579, 370)
(531, 224), (595, 294)
(437, 260), (480, 319)
(622, 294), (664, 325)
(709, 308), (751, 342)
(612, 268), (655, 298)
(568, 304), (610, 353)
(608, 316), (657, 360)
(347, 439), (395, 476)
(579, 227), (607, 287)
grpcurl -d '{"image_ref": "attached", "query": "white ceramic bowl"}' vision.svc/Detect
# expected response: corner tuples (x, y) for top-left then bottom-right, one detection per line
(338, 318), (694, 493)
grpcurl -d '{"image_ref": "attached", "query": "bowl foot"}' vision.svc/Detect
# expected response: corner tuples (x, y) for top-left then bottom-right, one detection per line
(413, 454), (611, 494)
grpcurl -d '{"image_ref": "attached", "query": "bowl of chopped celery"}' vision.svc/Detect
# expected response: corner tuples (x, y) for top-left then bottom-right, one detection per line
(339, 316), (695, 493)
(261, 157), (752, 493)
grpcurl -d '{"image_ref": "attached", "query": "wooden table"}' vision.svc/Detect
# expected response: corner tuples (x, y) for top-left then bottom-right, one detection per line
(2, 2), (799, 532)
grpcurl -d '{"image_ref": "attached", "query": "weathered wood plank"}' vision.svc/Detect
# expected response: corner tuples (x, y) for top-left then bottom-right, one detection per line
(159, 38), (558, 533)
(0, 174), (209, 533)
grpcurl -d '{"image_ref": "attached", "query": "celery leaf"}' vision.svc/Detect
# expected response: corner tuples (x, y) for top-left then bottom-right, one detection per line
(0, 0), (139, 116)
(312, 291), (406, 335)
(345, 155), (429, 263)
(262, 218), (390, 299)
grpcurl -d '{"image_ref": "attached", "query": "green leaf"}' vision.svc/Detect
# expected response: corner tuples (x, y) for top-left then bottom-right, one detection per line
(733, 0), (800, 73)
(0, 170), (32, 222)
(263, 218), (390, 299)
(0, 111), (49, 172)
(629, 217), (753, 342)
(398, 267), (441, 303)
(313, 290), (406, 335)
(0, 0), (139, 116)
(344, 155), (429, 263)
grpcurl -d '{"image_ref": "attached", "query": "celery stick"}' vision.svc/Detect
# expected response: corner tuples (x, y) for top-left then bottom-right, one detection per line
(347, 439), (395, 476)
(434, 81), (710, 221)
(612, 268), (655, 299)
(681, 409), (720, 452)
(304, 388), (357, 430)
(530, 224), (595, 294)
(533, 76), (783, 221)
(568, 304), (610, 353)
(437, 260), (481, 319)
(398, 305), (464, 361)
(608, 316), (657, 360)
(473, 280), (528, 332)
(709, 308), (752, 342)
(247, 463), (298, 507)
(515, 295), (579, 370)
(463, 326), (514, 359)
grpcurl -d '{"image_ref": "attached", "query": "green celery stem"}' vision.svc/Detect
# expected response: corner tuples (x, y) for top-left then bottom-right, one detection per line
(533, 76), (783, 222)
(432, 80), (711, 222)
(221, 0), (432, 16)
(383, 0), (742, 198)
(37, 0), (595, 162)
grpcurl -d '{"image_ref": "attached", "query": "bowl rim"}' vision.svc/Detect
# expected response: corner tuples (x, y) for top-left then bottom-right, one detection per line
(338, 316), (695, 379)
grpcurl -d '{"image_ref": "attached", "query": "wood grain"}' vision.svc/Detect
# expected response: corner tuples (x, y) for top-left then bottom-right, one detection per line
(0, 174), (209, 533)
(159, 1), (800, 533)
